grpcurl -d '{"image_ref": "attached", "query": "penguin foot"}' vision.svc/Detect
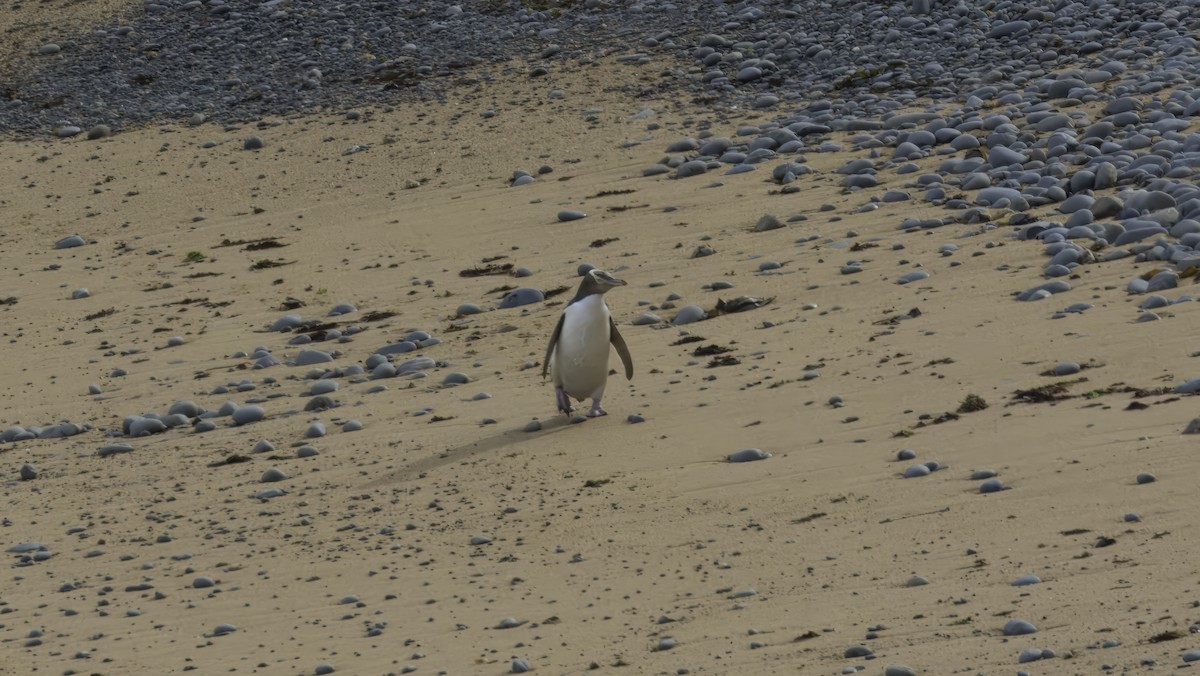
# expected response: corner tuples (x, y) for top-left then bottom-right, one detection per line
(586, 402), (608, 417)
(555, 386), (573, 415)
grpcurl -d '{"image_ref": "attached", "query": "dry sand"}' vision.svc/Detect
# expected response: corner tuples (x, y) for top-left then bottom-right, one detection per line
(2, 47), (1199, 676)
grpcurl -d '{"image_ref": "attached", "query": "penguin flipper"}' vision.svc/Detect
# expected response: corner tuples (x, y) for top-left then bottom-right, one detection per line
(609, 317), (634, 380)
(542, 314), (565, 380)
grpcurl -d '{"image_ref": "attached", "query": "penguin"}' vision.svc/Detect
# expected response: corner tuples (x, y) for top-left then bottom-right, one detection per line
(542, 269), (634, 417)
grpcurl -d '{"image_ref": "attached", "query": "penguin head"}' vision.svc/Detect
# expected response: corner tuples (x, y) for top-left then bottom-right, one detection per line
(587, 269), (627, 291)
(571, 269), (626, 303)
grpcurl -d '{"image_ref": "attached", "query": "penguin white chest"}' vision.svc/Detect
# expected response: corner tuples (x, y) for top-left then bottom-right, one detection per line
(553, 295), (612, 399)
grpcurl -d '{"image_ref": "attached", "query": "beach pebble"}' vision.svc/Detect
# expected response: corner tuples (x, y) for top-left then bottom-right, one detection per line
(897, 270), (929, 285)
(294, 349), (333, 366)
(97, 443), (134, 457)
(260, 467), (287, 483)
(979, 479), (1004, 493)
(253, 440), (275, 453)
(55, 235), (87, 249)
(314, 665), (335, 675)
(71, 288), (90, 299)
(243, 136), (264, 150)
(1053, 362), (1081, 376)
(631, 312), (662, 326)
(1012, 575), (1041, 586)
(1135, 472), (1156, 485)
(342, 420), (362, 432)
(304, 423), (326, 438)
(19, 464), (37, 480)
(884, 666), (917, 676)
(904, 464), (931, 478)
(728, 448), (771, 463)
(1003, 619), (1038, 636)
(499, 288), (545, 308)
(231, 406), (265, 425)
(523, 420), (542, 433)
(897, 449), (917, 460)
(297, 446), (318, 458)
(193, 576), (215, 589)
(511, 659), (532, 673)
(557, 210), (586, 222)
(844, 645), (873, 658)
(442, 372), (470, 386)
(1018, 649), (1044, 663)
(672, 305), (706, 325)
(212, 623), (237, 636)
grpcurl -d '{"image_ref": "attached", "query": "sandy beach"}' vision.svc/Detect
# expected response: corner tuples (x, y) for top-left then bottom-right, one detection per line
(4, 2), (1200, 675)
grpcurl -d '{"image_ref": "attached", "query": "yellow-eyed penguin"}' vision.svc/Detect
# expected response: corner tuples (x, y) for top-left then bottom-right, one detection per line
(542, 269), (634, 417)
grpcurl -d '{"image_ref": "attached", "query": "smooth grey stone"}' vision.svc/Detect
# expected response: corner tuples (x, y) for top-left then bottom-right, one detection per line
(260, 467), (287, 483)
(1012, 575), (1042, 586)
(499, 287), (545, 309)
(231, 406), (265, 425)
(39, 43), (61, 55)
(71, 288), (90, 299)
(270, 314), (304, 331)
(327, 303), (356, 316)
(1136, 312), (1160, 322)
(1183, 418), (1200, 435)
(57, 125), (81, 138)
(88, 384), (101, 395)
(470, 535), (494, 546)
(642, 165), (670, 177)
(1135, 472), (1156, 484)
(1054, 362), (1081, 376)
(342, 420), (363, 432)
(442, 372), (470, 386)
(371, 363), (397, 379)
(884, 666), (916, 676)
(193, 576), (215, 589)
(672, 305), (706, 325)
(979, 479), (1004, 493)
(666, 138), (699, 153)
(1139, 295), (1169, 310)
(293, 349), (333, 366)
(471, 392), (491, 401)
(456, 303), (484, 316)
(1003, 619), (1038, 636)
(309, 379), (339, 395)
(129, 417), (167, 437)
(55, 235), (87, 249)
(253, 440), (275, 453)
(19, 464), (37, 480)
(557, 210), (586, 222)
(1184, 649), (1200, 662)
(193, 420), (216, 433)
(843, 645), (873, 658)
(161, 413), (189, 428)
(304, 422), (326, 438)
(728, 448), (771, 463)
(511, 659), (532, 673)
(904, 464), (931, 478)
(296, 446), (319, 458)
(396, 356), (436, 374)
(905, 575), (930, 587)
(251, 488), (286, 500)
(243, 136), (264, 150)
(168, 400), (203, 418)
(1017, 281), (1070, 301)
(315, 664), (335, 675)
(897, 270), (929, 285)
(511, 174), (534, 187)
(675, 160), (709, 178)
(523, 420), (542, 433)
(97, 443), (134, 457)
(1146, 270), (1178, 292)
(1018, 649), (1044, 663)
(627, 414), (645, 424)
(897, 449), (917, 460)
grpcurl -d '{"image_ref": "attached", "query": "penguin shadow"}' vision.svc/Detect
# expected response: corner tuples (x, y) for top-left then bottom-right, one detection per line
(361, 416), (581, 487)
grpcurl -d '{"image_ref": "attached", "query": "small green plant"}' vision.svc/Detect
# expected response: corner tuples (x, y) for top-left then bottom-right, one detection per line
(957, 393), (989, 413)
(316, 287), (328, 295)
(185, 250), (206, 263)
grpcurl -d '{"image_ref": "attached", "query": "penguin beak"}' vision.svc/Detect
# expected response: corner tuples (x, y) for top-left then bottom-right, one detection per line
(613, 277), (627, 286)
